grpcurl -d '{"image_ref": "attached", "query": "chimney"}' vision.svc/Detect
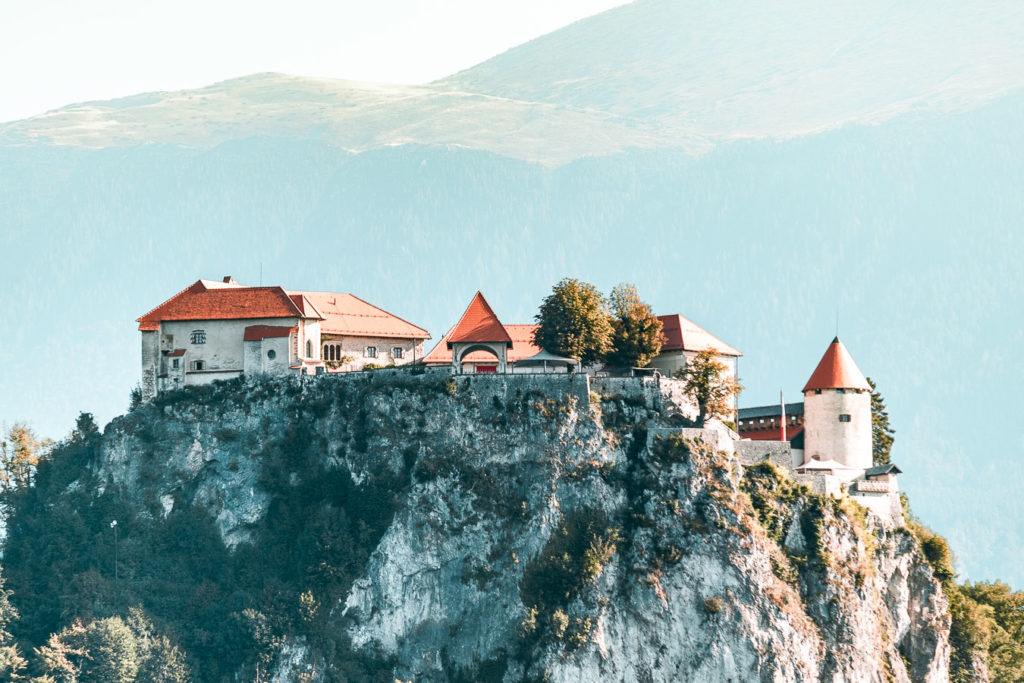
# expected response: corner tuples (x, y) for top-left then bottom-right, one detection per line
(223, 276), (237, 284)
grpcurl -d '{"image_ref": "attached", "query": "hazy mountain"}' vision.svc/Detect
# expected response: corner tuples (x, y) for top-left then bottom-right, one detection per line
(1, 0), (1022, 588)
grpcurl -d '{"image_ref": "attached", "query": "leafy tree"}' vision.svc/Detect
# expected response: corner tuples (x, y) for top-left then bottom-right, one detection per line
(674, 350), (743, 427)
(605, 283), (663, 368)
(0, 423), (52, 491)
(533, 278), (612, 364)
(0, 569), (27, 680)
(867, 378), (895, 465)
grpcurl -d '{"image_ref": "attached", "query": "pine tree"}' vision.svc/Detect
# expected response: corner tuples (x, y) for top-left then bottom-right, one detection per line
(867, 377), (895, 465)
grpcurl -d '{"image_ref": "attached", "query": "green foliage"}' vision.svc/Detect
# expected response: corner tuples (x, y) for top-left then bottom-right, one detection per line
(703, 597), (723, 614)
(3, 379), (408, 681)
(674, 350), (743, 426)
(605, 283), (663, 368)
(519, 509), (619, 645)
(867, 378), (895, 466)
(443, 377), (459, 395)
(0, 423), (53, 491)
(533, 278), (612, 364)
(32, 610), (188, 683)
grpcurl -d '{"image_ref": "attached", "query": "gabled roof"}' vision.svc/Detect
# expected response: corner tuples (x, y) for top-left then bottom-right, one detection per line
(137, 280), (312, 330)
(292, 292), (430, 340)
(657, 314), (742, 357)
(803, 337), (870, 392)
(446, 292), (513, 347)
(243, 325), (296, 341)
(865, 463), (903, 477)
(424, 324), (540, 365)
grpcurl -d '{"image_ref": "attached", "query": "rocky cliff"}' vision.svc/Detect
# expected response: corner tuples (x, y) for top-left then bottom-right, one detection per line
(4, 371), (957, 681)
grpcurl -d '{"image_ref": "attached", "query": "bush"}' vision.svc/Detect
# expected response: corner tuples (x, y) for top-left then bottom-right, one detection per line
(703, 597), (723, 614)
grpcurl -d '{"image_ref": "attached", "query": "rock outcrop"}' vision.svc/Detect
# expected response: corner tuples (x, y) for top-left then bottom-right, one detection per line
(69, 371), (952, 680)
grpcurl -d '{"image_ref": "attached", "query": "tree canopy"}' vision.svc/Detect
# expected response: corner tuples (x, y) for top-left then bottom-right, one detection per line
(605, 283), (663, 369)
(533, 278), (613, 364)
(675, 350), (743, 426)
(0, 423), (52, 491)
(867, 378), (895, 465)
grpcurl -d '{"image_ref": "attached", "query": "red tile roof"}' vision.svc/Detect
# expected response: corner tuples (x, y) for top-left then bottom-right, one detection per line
(137, 280), (310, 330)
(424, 324), (540, 365)
(741, 425), (804, 442)
(657, 314), (742, 357)
(446, 292), (513, 347)
(803, 337), (870, 392)
(243, 325), (296, 341)
(165, 349), (187, 357)
(293, 292), (430, 340)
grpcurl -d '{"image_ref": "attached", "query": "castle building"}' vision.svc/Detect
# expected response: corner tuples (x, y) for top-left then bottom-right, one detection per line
(737, 337), (901, 521)
(137, 277), (430, 397)
(422, 293), (741, 378)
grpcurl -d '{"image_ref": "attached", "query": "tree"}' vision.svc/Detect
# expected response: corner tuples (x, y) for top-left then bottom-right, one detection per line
(867, 378), (895, 465)
(675, 350), (743, 427)
(533, 278), (613, 364)
(605, 284), (663, 368)
(0, 423), (52, 491)
(0, 569), (27, 680)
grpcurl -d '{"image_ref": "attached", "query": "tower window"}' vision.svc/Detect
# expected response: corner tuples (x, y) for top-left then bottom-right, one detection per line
(267, 350), (276, 360)
(814, 389), (822, 395)
(190, 330), (206, 345)
(839, 414), (851, 422)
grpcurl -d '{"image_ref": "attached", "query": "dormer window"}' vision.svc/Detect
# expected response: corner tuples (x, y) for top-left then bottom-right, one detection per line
(190, 330), (206, 345)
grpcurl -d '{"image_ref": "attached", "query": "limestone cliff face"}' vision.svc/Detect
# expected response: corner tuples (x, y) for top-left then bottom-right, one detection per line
(95, 371), (952, 682)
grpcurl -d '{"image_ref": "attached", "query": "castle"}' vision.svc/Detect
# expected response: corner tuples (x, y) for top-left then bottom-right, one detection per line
(136, 279), (898, 519)
(735, 337), (902, 521)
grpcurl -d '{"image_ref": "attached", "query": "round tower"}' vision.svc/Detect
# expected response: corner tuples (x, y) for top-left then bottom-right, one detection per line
(801, 337), (872, 471)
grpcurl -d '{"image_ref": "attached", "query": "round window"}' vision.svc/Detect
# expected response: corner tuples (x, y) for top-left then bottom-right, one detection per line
(267, 350), (276, 360)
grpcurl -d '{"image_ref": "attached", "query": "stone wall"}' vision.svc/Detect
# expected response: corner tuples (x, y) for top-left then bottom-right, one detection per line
(737, 439), (793, 472)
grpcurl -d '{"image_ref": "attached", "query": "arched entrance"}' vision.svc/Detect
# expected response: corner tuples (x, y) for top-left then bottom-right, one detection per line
(452, 342), (507, 374)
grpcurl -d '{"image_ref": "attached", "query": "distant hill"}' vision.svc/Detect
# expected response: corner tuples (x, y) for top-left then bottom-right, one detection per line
(1, 0), (1022, 588)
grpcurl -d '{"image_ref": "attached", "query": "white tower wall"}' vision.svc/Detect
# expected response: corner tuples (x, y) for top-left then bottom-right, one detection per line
(803, 389), (872, 470)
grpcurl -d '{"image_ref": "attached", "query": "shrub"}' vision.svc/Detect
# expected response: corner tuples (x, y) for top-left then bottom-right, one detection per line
(703, 597), (723, 614)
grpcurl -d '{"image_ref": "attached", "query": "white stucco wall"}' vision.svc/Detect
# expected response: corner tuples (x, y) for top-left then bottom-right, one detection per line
(321, 335), (426, 371)
(140, 331), (160, 399)
(244, 336), (294, 376)
(803, 389), (872, 470)
(156, 317), (300, 388)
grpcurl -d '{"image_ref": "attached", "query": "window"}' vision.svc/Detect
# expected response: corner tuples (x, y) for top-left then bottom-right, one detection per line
(392, 347), (403, 359)
(306, 340), (312, 358)
(323, 343), (344, 361)
(365, 346), (377, 358)
(814, 389), (822, 395)
(837, 388), (845, 394)
(190, 330), (206, 345)
(267, 350), (276, 360)
(839, 414), (851, 423)
(172, 358), (179, 369)
(190, 360), (205, 371)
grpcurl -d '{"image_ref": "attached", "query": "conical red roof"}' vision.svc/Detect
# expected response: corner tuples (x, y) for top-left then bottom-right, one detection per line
(803, 337), (870, 392)
(446, 292), (513, 347)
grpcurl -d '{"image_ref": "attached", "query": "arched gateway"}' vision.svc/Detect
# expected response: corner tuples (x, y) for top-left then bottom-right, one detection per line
(446, 292), (514, 374)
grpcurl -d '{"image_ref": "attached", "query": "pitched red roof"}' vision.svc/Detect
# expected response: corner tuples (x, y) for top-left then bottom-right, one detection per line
(293, 292), (430, 340)
(657, 314), (742, 357)
(424, 324), (540, 365)
(803, 337), (870, 392)
(243, 325), (296, 341)
(137, 280), (311, 330)
(446, 292), (513, 347)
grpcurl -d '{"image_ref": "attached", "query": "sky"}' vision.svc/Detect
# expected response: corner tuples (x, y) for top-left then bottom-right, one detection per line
(0, 0), (629, 124)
